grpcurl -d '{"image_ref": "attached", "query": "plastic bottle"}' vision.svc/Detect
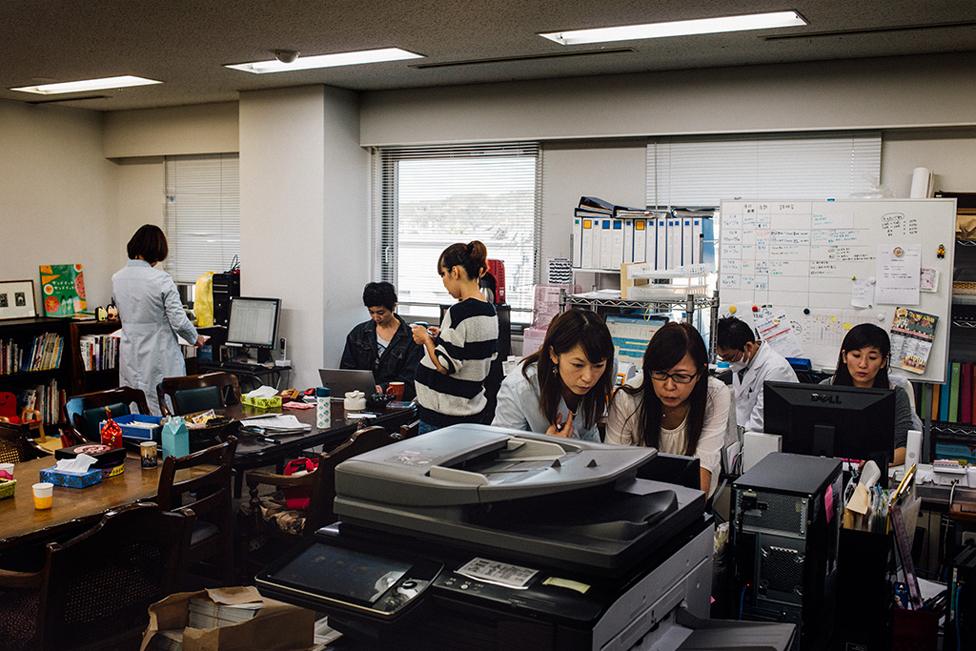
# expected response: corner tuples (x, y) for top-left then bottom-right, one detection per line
(316, 387), (331, 429)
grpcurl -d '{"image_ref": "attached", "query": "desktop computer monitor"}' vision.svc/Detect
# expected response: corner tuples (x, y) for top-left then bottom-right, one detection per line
(226, 297), (281, 361)
(763, 381), (895, 475)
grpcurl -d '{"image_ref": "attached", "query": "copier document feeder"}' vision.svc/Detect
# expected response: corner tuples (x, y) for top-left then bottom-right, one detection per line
(257, 425), (796, 651)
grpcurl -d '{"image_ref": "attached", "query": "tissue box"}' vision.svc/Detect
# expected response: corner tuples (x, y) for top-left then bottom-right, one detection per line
(102, 414), (163, 441)
(0, 478), (15, 500)
(39, 467), (103, 489)
(242, 395), (282, 409)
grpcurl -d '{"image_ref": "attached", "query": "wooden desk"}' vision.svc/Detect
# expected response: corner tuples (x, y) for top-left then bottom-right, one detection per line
(0, 455), (208, 551)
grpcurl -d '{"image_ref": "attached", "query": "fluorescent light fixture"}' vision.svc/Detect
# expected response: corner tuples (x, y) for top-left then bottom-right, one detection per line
(10, 75), (162, 95)
(226, 47), (423, 74)
(540, 10), (807, 45)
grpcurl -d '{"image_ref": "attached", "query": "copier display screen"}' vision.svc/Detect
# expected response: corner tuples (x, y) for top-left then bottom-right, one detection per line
(272, 543), (411, 606)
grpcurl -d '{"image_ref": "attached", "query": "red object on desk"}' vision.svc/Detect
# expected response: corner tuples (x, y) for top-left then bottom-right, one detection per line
(99, 408), (123, 449)
(0, 391), (21, 424)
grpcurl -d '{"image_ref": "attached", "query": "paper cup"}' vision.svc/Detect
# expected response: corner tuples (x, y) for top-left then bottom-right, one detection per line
(32, 482), (53, 510)
(140, 441), (159, 468)
(0, 462), (13, 477)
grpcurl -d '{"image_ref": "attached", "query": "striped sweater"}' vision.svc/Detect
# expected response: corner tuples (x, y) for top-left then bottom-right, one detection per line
(415, 298), (499, 426)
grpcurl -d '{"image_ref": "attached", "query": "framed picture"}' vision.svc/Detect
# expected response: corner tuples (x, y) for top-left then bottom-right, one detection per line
(0, 279), (37, 320)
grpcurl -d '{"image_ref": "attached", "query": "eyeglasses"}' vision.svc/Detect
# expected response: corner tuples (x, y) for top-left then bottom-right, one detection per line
(649, 370), (698, 385)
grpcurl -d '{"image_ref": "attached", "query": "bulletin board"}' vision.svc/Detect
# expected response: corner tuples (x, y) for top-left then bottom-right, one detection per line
(718, 199), (957, 383)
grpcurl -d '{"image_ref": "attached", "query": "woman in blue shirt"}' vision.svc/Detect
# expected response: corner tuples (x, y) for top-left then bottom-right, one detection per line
(492, 309), (614, 440)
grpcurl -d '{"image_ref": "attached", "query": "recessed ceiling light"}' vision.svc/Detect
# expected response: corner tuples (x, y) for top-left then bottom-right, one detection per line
(225, 47), (423, 74)
(10, 75), (162, 95)
(539, 11), (807, 45)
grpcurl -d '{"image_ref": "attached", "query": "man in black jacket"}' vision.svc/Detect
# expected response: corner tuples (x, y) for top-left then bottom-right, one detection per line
(340, 282), (423, 400)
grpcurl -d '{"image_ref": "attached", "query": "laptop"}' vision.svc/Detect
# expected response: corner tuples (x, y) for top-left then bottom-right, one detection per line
(319, 369), (378, 397)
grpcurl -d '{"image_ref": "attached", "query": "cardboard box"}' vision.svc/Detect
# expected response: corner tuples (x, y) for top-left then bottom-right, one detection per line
(141, 586), (314, 651)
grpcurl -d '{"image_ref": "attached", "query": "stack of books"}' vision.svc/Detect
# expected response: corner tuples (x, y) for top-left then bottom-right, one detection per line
(0, 332), (63, 375)
(79, 333), (119, 371)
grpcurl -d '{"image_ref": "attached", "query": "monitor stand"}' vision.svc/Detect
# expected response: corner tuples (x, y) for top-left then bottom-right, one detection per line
(812, 424), (836, 458)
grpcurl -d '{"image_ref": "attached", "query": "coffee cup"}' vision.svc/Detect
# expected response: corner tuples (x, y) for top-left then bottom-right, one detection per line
(140, 441), (158, 468)
(386, 382), (405, 401)
(33, 482), (53, 510)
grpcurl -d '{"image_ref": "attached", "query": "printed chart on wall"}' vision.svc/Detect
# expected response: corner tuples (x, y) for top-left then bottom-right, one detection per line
(718, 199), (956, 383)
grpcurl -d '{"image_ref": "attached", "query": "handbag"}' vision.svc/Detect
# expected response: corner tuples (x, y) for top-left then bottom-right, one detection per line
(282, 456), (319, 509)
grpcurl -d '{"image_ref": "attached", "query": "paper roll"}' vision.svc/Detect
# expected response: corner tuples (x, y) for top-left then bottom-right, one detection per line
(909, 167), (932, 198)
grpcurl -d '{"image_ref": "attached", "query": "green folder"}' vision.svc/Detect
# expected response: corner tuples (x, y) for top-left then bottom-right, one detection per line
(949, 362), (962, 423)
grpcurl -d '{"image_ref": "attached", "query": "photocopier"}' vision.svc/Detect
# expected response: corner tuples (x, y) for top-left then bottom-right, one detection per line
(257, 424), (795, 650)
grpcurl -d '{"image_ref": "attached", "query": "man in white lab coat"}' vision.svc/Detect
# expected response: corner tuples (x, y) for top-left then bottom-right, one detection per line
(716, 316), (798, 433)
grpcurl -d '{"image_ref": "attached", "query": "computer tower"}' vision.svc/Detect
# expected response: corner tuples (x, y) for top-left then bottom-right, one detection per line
(732, 453), (843, 650)
(212, 272), (240, 328)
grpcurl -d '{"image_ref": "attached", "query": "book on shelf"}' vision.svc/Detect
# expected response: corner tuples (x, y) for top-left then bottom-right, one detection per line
(917, 360), (976, 427)
(79, 334), (119, 371)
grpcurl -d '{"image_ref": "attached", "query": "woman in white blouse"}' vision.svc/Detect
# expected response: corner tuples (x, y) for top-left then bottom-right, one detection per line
(607, 322), (731, 496)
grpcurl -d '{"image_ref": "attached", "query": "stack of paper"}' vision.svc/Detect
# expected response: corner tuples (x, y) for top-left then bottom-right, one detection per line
(187, 597), (262, 628)
(240, 414), (311, 433)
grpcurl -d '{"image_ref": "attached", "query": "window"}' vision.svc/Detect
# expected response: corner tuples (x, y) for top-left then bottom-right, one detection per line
(646, 132), (882, 207)
(164, 154), (240, 283)
(374, 143), (541, 323)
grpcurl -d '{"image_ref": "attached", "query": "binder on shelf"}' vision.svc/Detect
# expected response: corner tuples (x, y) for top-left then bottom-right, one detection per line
(596, 219), (610, 269)
(961, 362), (972, 425)
(656, 216), (668, 270)
(572, 216), (583, 268)
(610, 219), (624, 269)
(931, 383), (940, 421)
(939, 376), (951, 421)
(668, 218), (681, 269)
(949, 362), (962, 423)
(634, 219), (647, 264)
(921, 384), (932, 423)
(623, 219), (635, 264)
(681, 218), (693, 267)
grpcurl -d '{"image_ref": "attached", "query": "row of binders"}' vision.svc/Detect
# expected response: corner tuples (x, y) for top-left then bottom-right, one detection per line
(572, 199), (714, 271)
(79, 334), (119, 372)
(921, 361), (976, 424)
(0, 332), (64, 375)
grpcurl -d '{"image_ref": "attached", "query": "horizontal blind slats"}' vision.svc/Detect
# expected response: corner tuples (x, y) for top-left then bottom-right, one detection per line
(165, 154), (240, 283)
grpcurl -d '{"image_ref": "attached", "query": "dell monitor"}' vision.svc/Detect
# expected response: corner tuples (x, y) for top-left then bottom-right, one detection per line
(763, 381), (895, 480)
(226, 297), (281, 363)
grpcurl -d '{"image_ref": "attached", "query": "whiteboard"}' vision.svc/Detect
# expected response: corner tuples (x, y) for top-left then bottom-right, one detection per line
(718, 199), (956, 383)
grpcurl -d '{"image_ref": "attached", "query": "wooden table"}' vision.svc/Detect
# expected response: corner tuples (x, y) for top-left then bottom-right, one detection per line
(0, 455), (209, 551)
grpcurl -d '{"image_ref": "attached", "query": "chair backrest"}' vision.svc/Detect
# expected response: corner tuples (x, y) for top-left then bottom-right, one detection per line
(63, 387), (151, 442)
(393, 419), (420, 441)
(309, 426), (392, 531)
(0, 422), (36, 463)
(157, 372), (242, 416)
(37, 503), (191, 651)
(156, 436), (238, 525)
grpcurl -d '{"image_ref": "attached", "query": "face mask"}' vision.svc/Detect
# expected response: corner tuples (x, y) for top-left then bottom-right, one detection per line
(729, 360), (748, 373)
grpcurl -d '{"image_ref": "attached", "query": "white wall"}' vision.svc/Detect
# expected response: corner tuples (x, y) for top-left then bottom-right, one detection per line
(0, 100), (117, 308)
(103, 102), (239, 158)
(239, 87), (327, 388)
(882, 129), (976, 197)
(113, 157), (165, 269)
(361, 52), (976, 146)
(322, 88), (370, 367)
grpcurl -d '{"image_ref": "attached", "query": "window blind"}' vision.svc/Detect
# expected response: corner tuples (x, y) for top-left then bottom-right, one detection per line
(164, 154), (240, 283)
(646, 132), (881, 208)
(373, 143), (541, 321)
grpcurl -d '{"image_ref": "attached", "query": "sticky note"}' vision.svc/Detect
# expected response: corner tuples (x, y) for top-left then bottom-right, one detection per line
(543, 577), (591, 594)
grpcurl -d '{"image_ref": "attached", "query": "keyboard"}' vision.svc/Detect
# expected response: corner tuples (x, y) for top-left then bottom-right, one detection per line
(221, 360), (274, 371)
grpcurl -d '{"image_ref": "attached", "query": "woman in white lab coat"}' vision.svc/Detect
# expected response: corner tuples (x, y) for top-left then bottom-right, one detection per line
(112, 225), (204, 414)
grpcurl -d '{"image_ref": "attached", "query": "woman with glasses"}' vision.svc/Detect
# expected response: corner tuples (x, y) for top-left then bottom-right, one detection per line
(607, 322), (731, 495)
(492, 309), (614, 440)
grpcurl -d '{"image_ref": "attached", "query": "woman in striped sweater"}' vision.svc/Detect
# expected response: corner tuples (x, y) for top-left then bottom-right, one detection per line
(412, 240), (499, 434)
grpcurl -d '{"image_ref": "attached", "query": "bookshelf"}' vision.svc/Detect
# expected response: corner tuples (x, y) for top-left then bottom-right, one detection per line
(67, 319), (120, 394)
(0, 317), (72, 426)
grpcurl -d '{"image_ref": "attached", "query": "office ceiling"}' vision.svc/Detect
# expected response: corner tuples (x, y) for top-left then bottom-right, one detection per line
(2, 0), (975, 111)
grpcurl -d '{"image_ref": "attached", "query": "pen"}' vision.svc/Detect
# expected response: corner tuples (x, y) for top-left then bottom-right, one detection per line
(258, 436), (280, 445)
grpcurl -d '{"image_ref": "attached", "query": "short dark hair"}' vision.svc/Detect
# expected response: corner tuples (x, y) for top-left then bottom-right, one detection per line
(126, 224), (168, 263)
(833, 323), (890, 388)
(362, 282), (397, 310)
(716, 316), (756, 351)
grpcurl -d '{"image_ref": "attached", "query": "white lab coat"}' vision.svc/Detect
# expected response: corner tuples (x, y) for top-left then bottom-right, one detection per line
(112, 260), (198, 415)
(732, 342), (798, 433)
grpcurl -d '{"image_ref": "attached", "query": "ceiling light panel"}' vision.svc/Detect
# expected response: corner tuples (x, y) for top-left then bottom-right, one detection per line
(226, 47), (423, 74)
(10, 75), (162, 95)
(540, 11), (807, 45)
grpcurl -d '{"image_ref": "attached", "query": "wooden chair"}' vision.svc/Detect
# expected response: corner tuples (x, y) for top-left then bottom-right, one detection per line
(157, 372), (242, 416)
(62, 386), (151, 442)
(156, 436), (238, 586)
(0, 422), (45, 463)
(242, 426), (392, 562)
(0, 503), (192, 651)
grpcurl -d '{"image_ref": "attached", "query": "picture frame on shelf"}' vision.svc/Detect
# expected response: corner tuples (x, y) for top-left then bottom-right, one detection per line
(0, 279), (37, 320)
